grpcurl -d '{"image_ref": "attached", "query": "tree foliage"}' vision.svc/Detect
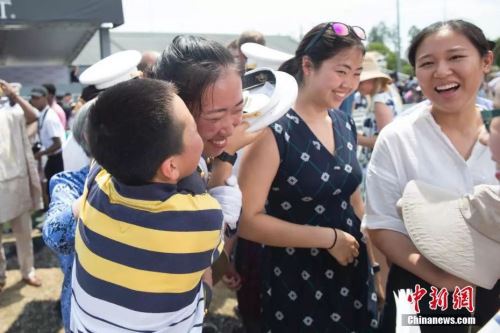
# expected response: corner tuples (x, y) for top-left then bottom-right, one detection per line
(366, 23), (420, 76)
(493, 37), (500, 68)
(367, 22), (398, 49)
(408, 25), (421, 43)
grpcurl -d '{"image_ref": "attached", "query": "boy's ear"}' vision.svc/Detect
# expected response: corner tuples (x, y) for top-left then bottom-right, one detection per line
(158, 156), (181, 182)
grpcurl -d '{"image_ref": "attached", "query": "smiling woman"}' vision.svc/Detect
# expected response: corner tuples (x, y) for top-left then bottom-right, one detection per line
(237, 22), (380, 332)
(153, 35), (251, 160)
(364, 20), (499, 332)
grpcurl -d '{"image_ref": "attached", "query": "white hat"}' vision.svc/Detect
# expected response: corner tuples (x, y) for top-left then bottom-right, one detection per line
(240, 43), (293, 70)
(399, 180), (500, 289)
(242, 67), (298, 132)
(360, 54), (392, 83)
(79, 50), (142, 89)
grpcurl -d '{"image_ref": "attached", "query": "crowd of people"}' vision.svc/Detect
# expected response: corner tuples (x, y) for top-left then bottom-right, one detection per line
(1, 18), (499, 333)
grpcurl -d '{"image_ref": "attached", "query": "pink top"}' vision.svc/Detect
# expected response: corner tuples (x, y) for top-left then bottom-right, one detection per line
(51, 101), (67, 129)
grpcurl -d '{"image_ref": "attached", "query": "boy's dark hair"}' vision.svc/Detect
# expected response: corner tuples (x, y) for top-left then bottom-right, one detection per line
(408, 20), (490, 68)
(88, 78), (184, 185)
(279, 22), (365, 86)
(153, 35), (235, 118)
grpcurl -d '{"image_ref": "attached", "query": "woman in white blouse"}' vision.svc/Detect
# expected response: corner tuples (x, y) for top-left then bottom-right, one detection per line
(363, 20), (498, 332)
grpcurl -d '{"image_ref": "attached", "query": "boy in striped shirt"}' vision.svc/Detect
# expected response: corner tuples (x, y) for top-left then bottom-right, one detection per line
(70, 79), (224, 332)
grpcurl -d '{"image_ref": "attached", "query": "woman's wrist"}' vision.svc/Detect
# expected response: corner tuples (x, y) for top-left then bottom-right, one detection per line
(328, 228), (338, 249)
(318, 227), (337, 249)
(208, 159), (233, 188)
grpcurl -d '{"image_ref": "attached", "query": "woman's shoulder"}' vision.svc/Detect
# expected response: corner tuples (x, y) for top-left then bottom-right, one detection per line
(50, 166), (89, 190)
(269, 108), (297, 132)
(373, 91), (392, 100)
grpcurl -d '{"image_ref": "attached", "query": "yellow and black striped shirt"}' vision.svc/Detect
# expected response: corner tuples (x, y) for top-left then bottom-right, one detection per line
(71, 163), (224, 332)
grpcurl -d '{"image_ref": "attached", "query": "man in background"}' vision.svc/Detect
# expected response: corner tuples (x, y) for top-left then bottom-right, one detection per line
(43, 83), (67, 130)
(28, 86), (65, 202)
(137, 50), (160, 78)
(0, 80), (43, 291)
(235, 30), (266, 74)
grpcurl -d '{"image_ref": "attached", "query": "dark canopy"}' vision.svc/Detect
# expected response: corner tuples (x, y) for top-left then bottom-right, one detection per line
(0, 0), (124, 66)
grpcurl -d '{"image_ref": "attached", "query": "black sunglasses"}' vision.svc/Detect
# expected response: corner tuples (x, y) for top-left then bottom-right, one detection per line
(304, 22), (366, 54)
(481, 109), (500, 132)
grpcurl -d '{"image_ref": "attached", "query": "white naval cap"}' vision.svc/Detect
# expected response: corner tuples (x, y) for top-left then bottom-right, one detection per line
(240, 43), (293, 70)
(79, 50), (142, 89)
(242, 67), (298, 133)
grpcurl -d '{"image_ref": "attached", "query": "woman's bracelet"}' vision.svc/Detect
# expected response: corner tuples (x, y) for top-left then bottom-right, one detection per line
(328, 228), (338, 249)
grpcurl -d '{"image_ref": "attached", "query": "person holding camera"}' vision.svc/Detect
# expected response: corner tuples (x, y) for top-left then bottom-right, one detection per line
(0, 80), (43, 291)
(28, 86), (65, 202)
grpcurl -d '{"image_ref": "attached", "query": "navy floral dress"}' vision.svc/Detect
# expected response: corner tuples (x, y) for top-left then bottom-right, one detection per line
(43, 166), (89, 332)
(261, 109), (378, 332)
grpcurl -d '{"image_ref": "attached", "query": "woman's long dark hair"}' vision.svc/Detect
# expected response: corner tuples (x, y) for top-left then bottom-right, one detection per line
(279, 23), (365, 85)
(153, 35), (236, 117)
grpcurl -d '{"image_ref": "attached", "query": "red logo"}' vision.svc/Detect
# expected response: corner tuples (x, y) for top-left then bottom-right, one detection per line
(429, 286), (449, 311)
(407, 284), (427, 313)
(407, 285), (475, 313)
(452, 286), (475, 313)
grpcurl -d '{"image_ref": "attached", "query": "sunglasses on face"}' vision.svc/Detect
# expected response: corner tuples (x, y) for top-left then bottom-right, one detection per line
(304, 22), (366, 54)
(481, 109), (500, 132)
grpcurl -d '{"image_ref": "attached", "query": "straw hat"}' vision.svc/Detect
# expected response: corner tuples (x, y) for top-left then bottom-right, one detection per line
(360, 54), (392, 83)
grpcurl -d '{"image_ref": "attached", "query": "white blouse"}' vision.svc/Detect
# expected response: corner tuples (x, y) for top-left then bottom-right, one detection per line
(363, 103), (497, 235)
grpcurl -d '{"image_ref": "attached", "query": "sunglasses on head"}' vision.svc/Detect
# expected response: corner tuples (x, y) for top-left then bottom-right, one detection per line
(304, 22), (366, 54)
(481, 109), (500, 132)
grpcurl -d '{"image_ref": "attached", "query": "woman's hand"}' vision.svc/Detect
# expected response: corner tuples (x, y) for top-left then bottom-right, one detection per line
(327, 229), (360, 266)
(224, 122), (264, 155)
(0, 79), (17, 98)
(72, 196), (83, 218)
(222, 262), (242, 291)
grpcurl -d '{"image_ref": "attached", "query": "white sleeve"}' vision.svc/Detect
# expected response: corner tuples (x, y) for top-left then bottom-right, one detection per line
(372, 92), (388, 105)
(362, 132), (408, 235)
(44, 115), (64, 141)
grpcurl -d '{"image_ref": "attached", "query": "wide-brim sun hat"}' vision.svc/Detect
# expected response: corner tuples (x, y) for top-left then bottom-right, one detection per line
(398, 180), (500, 289)
(240, 43), (293, 70)
(242, 67), (298, 132)
(79, 50), (142, 89)
(360, 53), (392, 83)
